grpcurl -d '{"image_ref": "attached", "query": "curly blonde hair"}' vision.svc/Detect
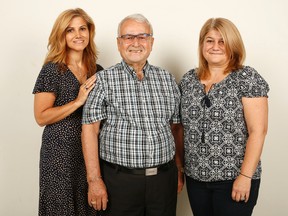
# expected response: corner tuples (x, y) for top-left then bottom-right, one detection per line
(44, 8), (98, 77)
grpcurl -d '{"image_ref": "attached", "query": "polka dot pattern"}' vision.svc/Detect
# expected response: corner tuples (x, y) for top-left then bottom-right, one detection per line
(33, 62), (103, 215)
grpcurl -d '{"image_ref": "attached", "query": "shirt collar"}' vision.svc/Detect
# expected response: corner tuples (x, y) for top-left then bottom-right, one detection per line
(121, 60), (151, 79)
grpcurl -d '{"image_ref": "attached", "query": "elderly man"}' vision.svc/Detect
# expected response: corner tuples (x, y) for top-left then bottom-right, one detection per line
(82, 13), (184, 216)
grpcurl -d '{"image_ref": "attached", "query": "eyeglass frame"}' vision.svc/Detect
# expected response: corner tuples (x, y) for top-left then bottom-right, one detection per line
(118, 33), (153, 44)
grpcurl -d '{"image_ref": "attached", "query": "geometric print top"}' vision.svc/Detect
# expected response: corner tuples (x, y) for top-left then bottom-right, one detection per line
(179, 66), (269, 182)
(82, 60), (181, 168)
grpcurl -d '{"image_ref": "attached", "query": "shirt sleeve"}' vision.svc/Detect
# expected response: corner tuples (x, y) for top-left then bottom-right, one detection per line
(96, 64), (104, 72)
(82, 73), (107, 124)
(170, 75), (181, 124)
(237, 66), (270, 98)
(32, 63), (60, 96)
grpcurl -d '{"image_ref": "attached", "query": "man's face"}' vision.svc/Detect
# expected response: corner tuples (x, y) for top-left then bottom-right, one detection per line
(117, 19), (154, 68)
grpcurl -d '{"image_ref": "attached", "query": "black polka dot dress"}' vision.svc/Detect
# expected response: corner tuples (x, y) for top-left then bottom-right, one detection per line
(33, 62), (103, 216)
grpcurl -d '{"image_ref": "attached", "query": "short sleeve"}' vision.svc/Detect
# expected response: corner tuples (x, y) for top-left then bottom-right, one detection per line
(32, 63), (61, 95)
(82, 73), (107, 124)
(237, 66), (270, 98)
(171, 74), (181, 124)
(96, 64), (104, 72)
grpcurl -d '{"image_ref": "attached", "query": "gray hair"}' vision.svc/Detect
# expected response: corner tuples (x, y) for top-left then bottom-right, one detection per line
(117, 13), (153, 36)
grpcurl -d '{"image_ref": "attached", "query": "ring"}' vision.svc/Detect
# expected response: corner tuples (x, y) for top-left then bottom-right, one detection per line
(91, 201), (96, 205)
(240, 197), (245, 201)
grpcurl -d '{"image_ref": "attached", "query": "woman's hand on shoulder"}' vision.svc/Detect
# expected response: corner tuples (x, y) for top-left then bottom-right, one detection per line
(75, 75), (96, 106)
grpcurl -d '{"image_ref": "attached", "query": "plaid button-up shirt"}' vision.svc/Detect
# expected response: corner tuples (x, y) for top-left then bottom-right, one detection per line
(82, 61), (180, 168)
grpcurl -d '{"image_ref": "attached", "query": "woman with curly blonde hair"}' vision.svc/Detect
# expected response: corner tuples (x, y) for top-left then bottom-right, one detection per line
(33, 8), (103, 215)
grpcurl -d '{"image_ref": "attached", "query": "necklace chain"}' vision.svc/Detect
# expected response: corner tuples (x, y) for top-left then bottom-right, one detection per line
(68, 64), (85, 78)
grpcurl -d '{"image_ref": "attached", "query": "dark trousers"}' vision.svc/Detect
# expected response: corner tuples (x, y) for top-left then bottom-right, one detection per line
(99, 161), (178, 216)
(186, 176), (260, 216)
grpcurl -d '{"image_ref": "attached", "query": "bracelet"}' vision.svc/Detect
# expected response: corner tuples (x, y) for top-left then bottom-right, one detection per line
(240, 172), (252, 179)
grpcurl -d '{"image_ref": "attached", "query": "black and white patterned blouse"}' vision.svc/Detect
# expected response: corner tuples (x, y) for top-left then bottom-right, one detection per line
(82, 60), (181, 168)
(179, 66), (269, 182)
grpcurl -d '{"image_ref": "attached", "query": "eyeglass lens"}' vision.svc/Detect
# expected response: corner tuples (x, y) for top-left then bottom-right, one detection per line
(120, 33), (152, 43)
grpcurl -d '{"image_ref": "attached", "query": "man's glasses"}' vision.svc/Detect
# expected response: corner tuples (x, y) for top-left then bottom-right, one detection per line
(119, 33), (153, 44)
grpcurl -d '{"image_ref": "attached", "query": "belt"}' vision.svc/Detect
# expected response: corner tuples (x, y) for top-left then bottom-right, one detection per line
(103, 160), (175, 176)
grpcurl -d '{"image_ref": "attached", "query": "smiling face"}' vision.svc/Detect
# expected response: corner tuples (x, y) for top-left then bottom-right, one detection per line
(202, 29), (229, 68)
(117, 19), (154, 69)
(65, 16), (89, 53)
